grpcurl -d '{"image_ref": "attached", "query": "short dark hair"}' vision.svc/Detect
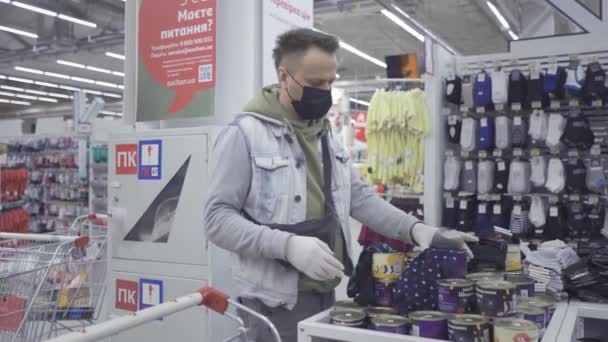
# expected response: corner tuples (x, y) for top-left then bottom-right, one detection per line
(273, 28), (340, 69)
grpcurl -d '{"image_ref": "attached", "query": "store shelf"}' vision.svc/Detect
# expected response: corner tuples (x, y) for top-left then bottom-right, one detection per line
(541, 300), (570, 342)
(556, 301), (608, 342)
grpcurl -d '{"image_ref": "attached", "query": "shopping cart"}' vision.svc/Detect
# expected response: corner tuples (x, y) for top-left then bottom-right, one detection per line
(46, 287), (282, 342)
(0, 213), (108, 342)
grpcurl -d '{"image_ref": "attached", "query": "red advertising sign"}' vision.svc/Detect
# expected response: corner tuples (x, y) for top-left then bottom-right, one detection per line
(0, 296), (25, 331)
(116, 144), (138, 175)
(138, 0), (217, 114)
(116, 279), (139, 312)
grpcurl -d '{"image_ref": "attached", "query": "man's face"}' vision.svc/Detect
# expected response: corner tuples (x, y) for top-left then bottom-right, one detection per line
(278, 47), (337, 101)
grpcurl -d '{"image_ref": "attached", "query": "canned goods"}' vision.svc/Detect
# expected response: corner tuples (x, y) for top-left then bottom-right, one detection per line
(504, 274), (535, 298)
(493, 318), (539, 342)
(437, 279), (474, 314)
(533, 293), (558, 318)
(369, 314), (409, 334)
(409, 311), (449, 340)
(374, 279), (396, 307)
(367, 306), (398, 319)
(518, 297), (554, 326)
(335, 300), (365, 312)
(448, 314), (491, 342)
(330, 311), (366, 328)
(373, 253), (406, 280)
(516, 305), (546, 337)
(476, 280), (516, 318)
(466, 272), (505, 283)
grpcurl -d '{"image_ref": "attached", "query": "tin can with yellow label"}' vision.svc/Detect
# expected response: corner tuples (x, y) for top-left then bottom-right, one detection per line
(493, 318), (539, 342)
(373, 253), (406, 280)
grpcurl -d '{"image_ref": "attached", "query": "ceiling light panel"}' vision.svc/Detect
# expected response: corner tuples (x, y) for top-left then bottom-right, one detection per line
(380, 9), (425, 42)
(0, 25), (38, 39)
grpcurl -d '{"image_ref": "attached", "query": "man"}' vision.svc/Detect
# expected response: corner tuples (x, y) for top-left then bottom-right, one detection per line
(204, 28), (477, 341)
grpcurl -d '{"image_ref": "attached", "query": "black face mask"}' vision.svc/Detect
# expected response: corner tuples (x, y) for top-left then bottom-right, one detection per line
(286, 71), (333, 120)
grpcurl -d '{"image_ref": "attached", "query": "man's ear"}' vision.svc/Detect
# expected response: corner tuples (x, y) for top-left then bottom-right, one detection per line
(277, 66), (288, 87)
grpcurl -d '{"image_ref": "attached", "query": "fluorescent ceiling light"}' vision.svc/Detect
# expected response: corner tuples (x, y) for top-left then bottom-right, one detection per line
(57, 60), (123, 78)
(0, 0), (10, 3)
(105, 52), (125, 60)
(48, 92), (72, 99)
(16, 66), (122, 88)
(339, 41), (387, 68)
(57, 60), (85, 68)
(16, 94), (36, 100)
(71, 76), (95, 84)
(1, 85), (24, 92)
(103, 92), (122, 98)
(11, 100), (31, 106)
(100, 110), (123, 117)
(14, 66), (42, 74)
(84, 90), (103, 95)
(0, 25), (38, 39)
(45, 72), (70, 79)
(86, 66), (110, 74)
(0, 91), (16, 97)
(37, 97), (57, 103)
(487, 1), (510, 30)
(8, 76), (33, 83)
(11, 1), (57, 16)
(349, 98), (370, 106)
(507, 29), (519, 40)
(380, 9), (425, 42)
(35, 81), (58, 87)
(0, 98), (30, 106)
(24, 89), (46, 95)
(57, 14), (97, 28)
(59, 85), (80, 91)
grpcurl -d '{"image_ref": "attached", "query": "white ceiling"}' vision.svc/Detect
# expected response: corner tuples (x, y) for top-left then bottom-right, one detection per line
(0, 0), (592, 115)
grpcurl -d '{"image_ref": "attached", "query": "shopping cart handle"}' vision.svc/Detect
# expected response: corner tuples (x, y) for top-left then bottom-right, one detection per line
(199, 287), (229, 314)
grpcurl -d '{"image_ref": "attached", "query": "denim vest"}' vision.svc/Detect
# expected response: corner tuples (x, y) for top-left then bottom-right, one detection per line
(232, 112), (352, 309)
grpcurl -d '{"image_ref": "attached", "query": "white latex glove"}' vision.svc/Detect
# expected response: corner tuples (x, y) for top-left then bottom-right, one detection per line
(286, 236), (344, 281)
(411, 223), (479, 259)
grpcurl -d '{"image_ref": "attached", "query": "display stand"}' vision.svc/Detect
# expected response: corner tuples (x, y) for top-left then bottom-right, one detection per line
(557, 300), (608, 342)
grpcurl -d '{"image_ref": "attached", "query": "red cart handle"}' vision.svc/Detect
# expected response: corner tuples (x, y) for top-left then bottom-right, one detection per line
(198, 287), (230, 314)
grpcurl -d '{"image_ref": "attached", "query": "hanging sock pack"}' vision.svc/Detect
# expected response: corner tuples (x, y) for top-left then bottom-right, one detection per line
(546, 113), (567, 148)
(477, 160), (495, 194)
(474, 71), (493, 108)
(460, 117), (479, 152)
(477, 117), (495, 150)
(565, 63), (585, 98)
(447, 115), (462, 145)
(508, 160), (531, 194)
(544, 64), (567, 99)
(565, 158), (587, 193)
(446, 76), (463, 105)
(528, 110), (548, 142)
(509, 69), (528, 106)
(512, 116), (528, 148)
(491, 69), (509, 105)
(586, 161), (607, 194)
(443, 156), (463, 191)
(494, 159), (510, 193)
(495, 116), (513, 149)
(462, 76), (475, 109)
(581, 62), (606, 104)
(545, 157), (566, 194)
(561, 116), (595, 149)
(530, 155), (548, 188)
(460, 160), (478, 193)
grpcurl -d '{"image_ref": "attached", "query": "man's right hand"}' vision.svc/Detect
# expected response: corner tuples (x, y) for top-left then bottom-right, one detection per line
(286, 236), (344, 281)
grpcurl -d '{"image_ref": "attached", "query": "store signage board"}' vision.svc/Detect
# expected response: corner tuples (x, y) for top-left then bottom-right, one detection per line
(139, 278), (163, 310)
(116, 144), (138, 175)
(116, 279), (139, 312)
(263, 0), (313, 86)
(138, 140), (162, 180)
(136, 0), (217, 121)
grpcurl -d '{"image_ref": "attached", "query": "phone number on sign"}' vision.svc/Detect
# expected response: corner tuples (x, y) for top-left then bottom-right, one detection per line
(180, 37), (213, 47)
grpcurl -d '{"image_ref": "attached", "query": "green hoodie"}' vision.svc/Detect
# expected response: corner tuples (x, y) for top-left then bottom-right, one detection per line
(243, 85), (343, 293)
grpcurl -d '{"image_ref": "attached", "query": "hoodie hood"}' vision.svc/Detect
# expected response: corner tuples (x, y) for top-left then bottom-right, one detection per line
(243, 85), (329, 136)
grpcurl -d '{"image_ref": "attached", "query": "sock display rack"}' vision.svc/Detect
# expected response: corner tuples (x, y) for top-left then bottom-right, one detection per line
(442, 50), (608, 251)
(1, 136), (90, 233)
(0, 142), (29, 234)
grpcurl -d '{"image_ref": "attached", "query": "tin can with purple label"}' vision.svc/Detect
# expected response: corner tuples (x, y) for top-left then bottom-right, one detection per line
(369, 315), (410, 334)
(330, 311), (366, 328)
(505, 274), (535, 298)
(518, 296), (555, 327)
(533, 293), (558, 319)
(437, 279), (474, 314)
(409, 311), (449, 340)
(515, 305), (546, 337)
(374, 279), (396, 307)
(448, 314), (491, 342)
(476, 280), (516, 318)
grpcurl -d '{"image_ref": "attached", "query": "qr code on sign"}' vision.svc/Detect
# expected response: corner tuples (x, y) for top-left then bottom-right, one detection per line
(198, 64), (213, 83)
